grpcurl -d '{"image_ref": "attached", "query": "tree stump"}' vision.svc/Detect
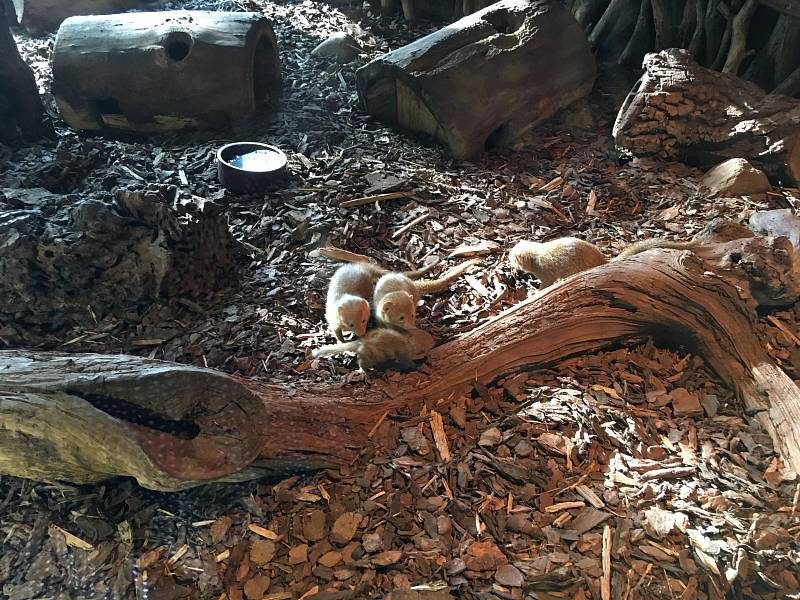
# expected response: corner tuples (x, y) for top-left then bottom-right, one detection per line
(12, 0), (162, 32)
(613, 48), (800, 184)
(356, 0), (596, 159)
(0, 186), (237, 345)
(0, 0), (50, 143)
(53, 11), (281, 133)
(2, 224), (799, 491)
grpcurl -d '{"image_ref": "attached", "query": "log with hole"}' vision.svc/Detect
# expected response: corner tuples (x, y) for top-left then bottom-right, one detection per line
(52, 10), (281, 133)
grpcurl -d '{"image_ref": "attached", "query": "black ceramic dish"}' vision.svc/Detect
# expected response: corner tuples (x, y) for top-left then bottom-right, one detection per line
(217, 142), (288, 194)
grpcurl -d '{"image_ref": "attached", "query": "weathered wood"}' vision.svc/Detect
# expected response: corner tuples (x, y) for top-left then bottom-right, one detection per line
(613, 49), (800, 185)
(0, 0), (50, 143)
(53, 11), (281, 133)
(13, 0), (163, 32)
(2, 226), (799, 490)
(356, 0), (596, 159)
(0, 186), (237, 345)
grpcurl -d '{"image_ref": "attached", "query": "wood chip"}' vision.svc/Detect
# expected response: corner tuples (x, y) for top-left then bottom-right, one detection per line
(429, 410), (451, 462)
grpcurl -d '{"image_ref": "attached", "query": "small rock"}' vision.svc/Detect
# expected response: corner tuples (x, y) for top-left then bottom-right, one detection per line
(478, 427), (502, 447)
(701, 394), (719, 418)
(311, 32), (362, 63)
(749, 208), (800, 247)
(362, 532), (383, 553)
(495, 563), (524, 587)
(331, 512), (361, 545)
(701, 158), (770, 197)
(437, 515), (452, 535)
(445, 557), (467, 576)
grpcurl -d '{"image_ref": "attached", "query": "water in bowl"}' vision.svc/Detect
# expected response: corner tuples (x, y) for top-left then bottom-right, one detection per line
(228, 149), (284, 172)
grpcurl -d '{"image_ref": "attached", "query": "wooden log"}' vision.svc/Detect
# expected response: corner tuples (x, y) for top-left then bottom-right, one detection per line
(2, 226), (800, 490)
(52, 11), (281, 133)
(0, 186), (237, 346)
(13, 0), (163, 33)
(613, 48), (800, 185)
(0, 0), (50, 143)
(356, 0), (596, 159)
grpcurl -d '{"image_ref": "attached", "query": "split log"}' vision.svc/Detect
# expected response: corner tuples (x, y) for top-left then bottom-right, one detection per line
(0, 0), (50, 143)
(0, 186), (237, 346)
(53, 11), (281, 133)
(2, 224), (800, 490)
(356, 0), (596, 159)
(613, 48), (800, 185)
(12, 0), (163, 32)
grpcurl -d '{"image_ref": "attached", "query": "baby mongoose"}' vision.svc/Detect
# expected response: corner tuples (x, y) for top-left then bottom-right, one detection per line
(326, 261), (437, 341)
(509, 219), (753, 287)
(508, 238), (606, 288)
(313, 327), (417, 372)
(373, 259), (478, 329)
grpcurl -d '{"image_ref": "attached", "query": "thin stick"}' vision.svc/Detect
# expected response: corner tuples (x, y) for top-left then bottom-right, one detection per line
(602, 524), (612, 600)
(392, 212), (429, 239)
(312, 247), (371, 263)
(339, 190), (414, 209)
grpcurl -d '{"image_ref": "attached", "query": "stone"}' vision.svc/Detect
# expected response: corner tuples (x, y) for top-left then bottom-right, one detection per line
(749, 208), (800, 247)
(362, 532), (383, 553)
(701, 158), (771, 197)
(311, 32), (362, 63)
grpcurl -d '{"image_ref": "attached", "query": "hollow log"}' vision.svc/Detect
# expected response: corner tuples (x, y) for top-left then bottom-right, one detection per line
(53, 11), (281, 133)
(2, 226), (799, 491)
(356, 0), (596, 159)
(13, 0), (164, 32)
(613, 48), (800, 185)
(0, 1), (50, 143)
(0, 186), (237, 346)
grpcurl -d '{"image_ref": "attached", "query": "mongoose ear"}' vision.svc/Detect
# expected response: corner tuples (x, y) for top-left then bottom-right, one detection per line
(382, 299), (393, 309)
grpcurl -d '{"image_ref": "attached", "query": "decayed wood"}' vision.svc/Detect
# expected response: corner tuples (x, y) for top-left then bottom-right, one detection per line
(0, 186), (236, 345)
(13, 0), (163, 32)
(356, 0), (596, 159)
(0, 0), (50, 143)
(613, 49), (800, 185)
(2, 227), (799, 490)
(53, 11), (281, 133)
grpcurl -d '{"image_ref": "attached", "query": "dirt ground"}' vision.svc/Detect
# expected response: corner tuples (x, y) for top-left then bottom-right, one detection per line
(1, 1), (799, 599)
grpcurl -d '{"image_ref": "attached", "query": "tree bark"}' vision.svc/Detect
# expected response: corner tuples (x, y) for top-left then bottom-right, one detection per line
(613, 49), (800, 185)
(15, 0), (163, 33)
(0, 0), (49, 143)
(356, 0), (596, 159)
(2, 227), (799, 491)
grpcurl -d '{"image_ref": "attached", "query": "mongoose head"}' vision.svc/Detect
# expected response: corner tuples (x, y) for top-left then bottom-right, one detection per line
(377, 291), (416, 328)
(337, 297), (370, 336)
(508, 240), (542, 273)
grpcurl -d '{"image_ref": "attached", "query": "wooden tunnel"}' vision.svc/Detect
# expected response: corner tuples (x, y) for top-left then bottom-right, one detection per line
(52, 10), (282, 133)
(356, 0), (596, 159)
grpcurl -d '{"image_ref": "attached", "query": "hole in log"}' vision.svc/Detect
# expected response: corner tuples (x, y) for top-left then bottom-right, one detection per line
(482, 9), (524, 35)
(485, 120), (512, 151)
(253, 35), (279, 106)
(67, 390), (201, 440)
(94, 97), (122, 116)
(164, 31), (193, 62)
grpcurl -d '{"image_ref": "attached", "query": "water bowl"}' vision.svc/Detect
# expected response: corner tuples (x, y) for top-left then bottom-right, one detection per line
(217, 142), (288, 194)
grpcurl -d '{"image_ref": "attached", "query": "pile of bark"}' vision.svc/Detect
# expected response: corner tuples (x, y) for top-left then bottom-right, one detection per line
(0, 185), (237, 344)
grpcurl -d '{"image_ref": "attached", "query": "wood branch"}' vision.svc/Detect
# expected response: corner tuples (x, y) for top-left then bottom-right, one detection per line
(613, 49), (800, 185)
(2, 229), (799, 490)
(570, 0), (611, 29)
(53, 11), (281, 133)
(759, 0), (800, 17)
(14, 0), (164, 33)
(703, 0), (724, 66)
(678, 0), (697, 47)
(356, 0), (596, 159)
(587, 0), (640, 61)
(743, 13), (799, 89)
(688, 0), (707, 59)
(722, 0), (758, 74)
(773, 62), (800, 97)
(650, 0), (670, 50)
(0, 1), (51, 143)
(619, 0), (653, 65)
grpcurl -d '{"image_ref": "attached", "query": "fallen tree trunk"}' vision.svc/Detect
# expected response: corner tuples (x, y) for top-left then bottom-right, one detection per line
(0, 0), (50, 143)
(613, 48), (800, 185)
(356, 0), (596, 159)
(13, 0), (163, 33)
(2, 226), (799, 490)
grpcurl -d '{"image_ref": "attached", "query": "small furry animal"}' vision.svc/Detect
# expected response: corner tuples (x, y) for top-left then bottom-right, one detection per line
(313, 327), (417, 372)
(508, 238), (607, 287)
(326, 261), (437, 342)
(509, 219), (753, 287)
(373, 260), (478, 328)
